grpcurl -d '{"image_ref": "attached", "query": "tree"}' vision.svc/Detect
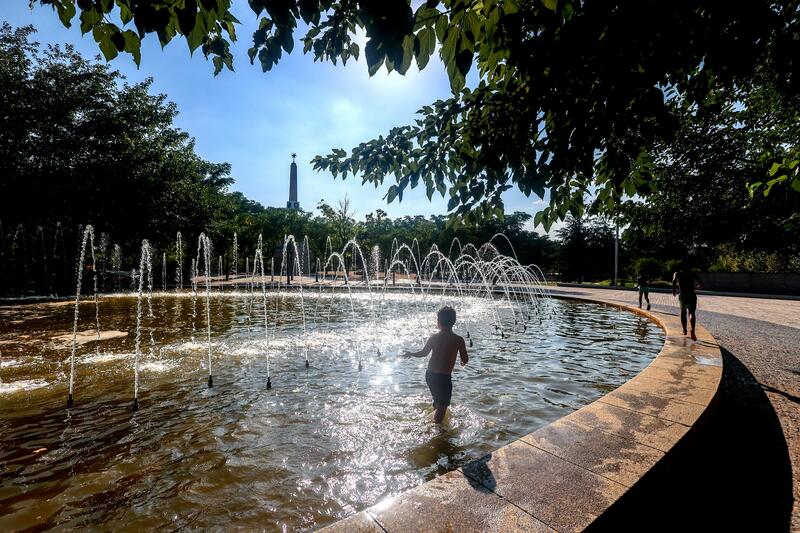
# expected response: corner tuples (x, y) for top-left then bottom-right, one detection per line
(30, 1), (800, 228)
(317, 194), (358, 248)
(621, 81), (800, 272)
(0, 24), (236, 292)
(557, 215), (616, 282)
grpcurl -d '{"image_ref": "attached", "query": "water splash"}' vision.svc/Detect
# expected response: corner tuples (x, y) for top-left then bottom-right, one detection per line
(232, 232), (238, 285)
(196, 234), (214, 386)
(175, 231), (184, 290)
(133, 240), (154, 411)
(66, 225), (101, 408)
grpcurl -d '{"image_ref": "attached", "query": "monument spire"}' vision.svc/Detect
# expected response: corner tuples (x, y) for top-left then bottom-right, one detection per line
(287, 153), (299, 209)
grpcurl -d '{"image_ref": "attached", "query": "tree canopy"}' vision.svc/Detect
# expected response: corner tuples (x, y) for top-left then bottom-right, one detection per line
(30, 0), (800, 228)
(0, 23), (237, 247)
(621, 82), (800, 273)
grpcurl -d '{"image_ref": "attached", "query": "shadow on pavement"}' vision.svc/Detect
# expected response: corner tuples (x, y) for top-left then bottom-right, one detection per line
(587, 348), (793, 532)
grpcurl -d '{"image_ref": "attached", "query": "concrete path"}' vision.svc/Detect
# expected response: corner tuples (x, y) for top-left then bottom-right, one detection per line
(550, 286), (800, 531)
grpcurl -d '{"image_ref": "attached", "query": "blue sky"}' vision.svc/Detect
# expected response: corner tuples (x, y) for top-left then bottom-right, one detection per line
(4, 3), (553, 231)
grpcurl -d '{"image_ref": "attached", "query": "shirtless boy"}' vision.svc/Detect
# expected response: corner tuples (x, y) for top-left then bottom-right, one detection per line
(402, 306), (469, 423)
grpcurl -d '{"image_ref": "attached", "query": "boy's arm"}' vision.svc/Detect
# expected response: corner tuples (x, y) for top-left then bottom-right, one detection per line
(403, 336), (434, 358)
(458, 337), (469, 366)
(672, 272), (678, 296)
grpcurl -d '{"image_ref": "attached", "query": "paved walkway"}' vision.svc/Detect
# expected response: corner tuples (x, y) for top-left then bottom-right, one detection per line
(550, 286), (800, 531)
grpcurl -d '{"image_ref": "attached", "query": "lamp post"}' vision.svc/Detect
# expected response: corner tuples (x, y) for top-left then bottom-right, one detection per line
(614, 217), (619, 287)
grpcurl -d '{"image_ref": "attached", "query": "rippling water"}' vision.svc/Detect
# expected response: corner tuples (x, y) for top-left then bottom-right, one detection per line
(0, 291), (663, 531)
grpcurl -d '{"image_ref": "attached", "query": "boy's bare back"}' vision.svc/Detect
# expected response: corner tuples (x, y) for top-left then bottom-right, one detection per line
(402, 306), (468, 424)
(426, 330), (468, 374)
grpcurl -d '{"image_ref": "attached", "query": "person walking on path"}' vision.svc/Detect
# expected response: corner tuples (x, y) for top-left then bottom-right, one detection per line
(637, 272), (651, 310)
(672, 261), (704, 341)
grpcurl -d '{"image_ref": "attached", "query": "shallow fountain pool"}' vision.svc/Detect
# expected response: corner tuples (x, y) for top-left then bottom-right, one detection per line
(0, 291), (663, 531)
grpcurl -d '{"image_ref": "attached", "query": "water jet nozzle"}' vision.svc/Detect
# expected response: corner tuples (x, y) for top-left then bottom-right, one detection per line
(267, 377), (272, 390)
(132, 398), (139, 412)
(377, 349), (381, 357)
(523, 325), (527, 332)
(208, 375), (214, 388)
(66, 394), (73, 409)
(501, 331), (505, 339)
(358, 361), (363, 371)
(466, 331), (470, 339)
(469, 338), (473, 347)
(305, 360), (310, 369)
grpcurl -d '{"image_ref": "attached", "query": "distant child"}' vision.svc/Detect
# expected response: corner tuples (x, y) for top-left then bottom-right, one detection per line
(637, 272), (651, 310)
(402, 306), (469, 423)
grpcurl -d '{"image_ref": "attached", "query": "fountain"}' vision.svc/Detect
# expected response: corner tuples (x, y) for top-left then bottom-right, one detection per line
(111, 244), (122, 292)
(12, 223), (28, 294)
(196, 233), (214, 387)
(66, 225), (101, 408)
(0, 224), (674, 533)
(176, 231), (184, 290)
(2, 226), (559, 409)
(132, 240), (154, 411)
(232, 231), (238, 283)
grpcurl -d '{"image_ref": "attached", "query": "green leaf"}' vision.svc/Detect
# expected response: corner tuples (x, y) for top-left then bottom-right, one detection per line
(763, 176), (787, 196)
(57, 1), (76, 27)
(463, 10), (481, 42)
(177, 0), (198, 36)
(440, 26), (457, 63)
(280, 28), (294, 53)
(434, 15), (448, 41)
(258, 47), (273, 72)
(398, 34), (414, 75)
(624, 180), (636, 197)
(79, 9), (101, 34)
(365, 39), (384, 76)
(505, 0), (522, 14)
(187, 17), (205, 53)
(118, 2), (133, 25)
(109, 26), (125, 51)
(455, 48), (472, 78)
(97, 32), (119, 60)
(248, 0), (264, 16)
(122, 29), (141, 66)
(416, 26), (435, 70)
